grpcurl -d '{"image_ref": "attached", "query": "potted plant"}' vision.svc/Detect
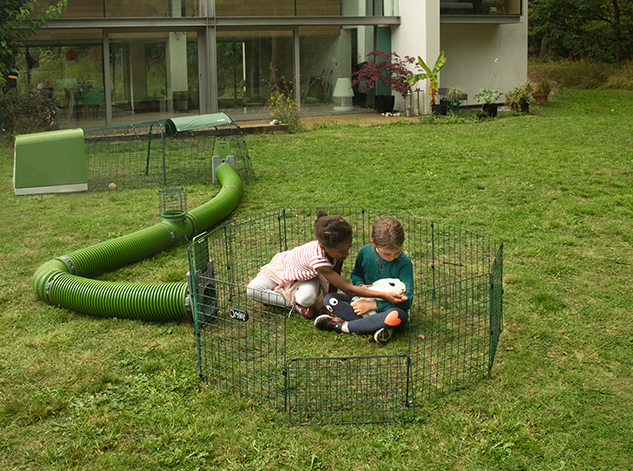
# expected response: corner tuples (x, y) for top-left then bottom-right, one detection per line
(532, 77), (554, 104)
(443, 85), (466, 112)
(351, 51), (415, 114)
(473, 88), (503, 117)
(405, 50), (447, 115)
(505, 81), (535, 112)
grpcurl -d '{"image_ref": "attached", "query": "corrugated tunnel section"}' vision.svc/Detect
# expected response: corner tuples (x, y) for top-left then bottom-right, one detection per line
(32, 164), (242, 321)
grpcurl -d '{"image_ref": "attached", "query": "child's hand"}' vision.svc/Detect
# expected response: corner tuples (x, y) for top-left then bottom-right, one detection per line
(351, 299), (376, 316)
(383, 292), (408, 305)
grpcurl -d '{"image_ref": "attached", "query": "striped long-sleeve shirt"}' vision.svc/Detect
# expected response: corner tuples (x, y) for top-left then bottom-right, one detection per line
(282, 240), (334, 281)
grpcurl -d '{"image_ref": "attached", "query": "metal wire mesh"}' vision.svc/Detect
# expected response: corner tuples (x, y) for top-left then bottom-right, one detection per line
(286, 355), (414, 425)
(187, 208), (503, 425)
(159, 188), (187, 216)
(408, 223), (504, 404)
(84, 117), (255, 190)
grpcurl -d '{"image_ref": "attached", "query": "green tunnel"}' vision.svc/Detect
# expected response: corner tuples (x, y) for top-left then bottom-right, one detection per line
(32, 164), (243, 321)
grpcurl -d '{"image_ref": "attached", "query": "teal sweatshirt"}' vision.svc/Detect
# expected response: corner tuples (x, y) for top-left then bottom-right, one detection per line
(350, 243), (414, 313)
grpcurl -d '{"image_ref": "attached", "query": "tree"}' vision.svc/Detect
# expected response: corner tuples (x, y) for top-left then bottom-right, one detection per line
(529, 0), (633, 63)
(1, 0), (67, 87)
(351, 51), (415, 99)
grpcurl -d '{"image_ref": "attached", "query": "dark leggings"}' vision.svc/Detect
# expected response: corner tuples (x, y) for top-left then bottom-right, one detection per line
(323, 293), (408, 335)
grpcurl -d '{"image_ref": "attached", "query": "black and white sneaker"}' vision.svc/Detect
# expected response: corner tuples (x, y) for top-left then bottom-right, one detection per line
(373, 327), (393, 346)
(314, 314), (345, 333)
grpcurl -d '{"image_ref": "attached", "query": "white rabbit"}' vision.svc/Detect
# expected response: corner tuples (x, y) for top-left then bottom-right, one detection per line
(351, 278), (406, 317)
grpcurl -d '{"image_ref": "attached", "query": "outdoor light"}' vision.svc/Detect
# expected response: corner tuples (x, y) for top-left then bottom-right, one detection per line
(5, 68), (18, 89)
(332, 77), (354, 112)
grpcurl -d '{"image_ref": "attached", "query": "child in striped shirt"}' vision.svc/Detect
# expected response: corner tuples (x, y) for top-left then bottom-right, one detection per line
(247, 211), (407, 319)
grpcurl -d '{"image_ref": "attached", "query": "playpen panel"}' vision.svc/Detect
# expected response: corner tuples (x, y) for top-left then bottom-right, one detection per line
(187, 208), (503, 424)
(286, 354), (414, 426)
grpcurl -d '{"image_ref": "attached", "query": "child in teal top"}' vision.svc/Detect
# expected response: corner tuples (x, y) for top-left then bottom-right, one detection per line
(314, 216), (414, 346)
(351, 243), (414, 313)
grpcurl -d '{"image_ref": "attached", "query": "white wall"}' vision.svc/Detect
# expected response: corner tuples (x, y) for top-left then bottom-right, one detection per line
(391, 0), (528, 112)
(392, 0), (439, 113)
(440, 18), (528, 106)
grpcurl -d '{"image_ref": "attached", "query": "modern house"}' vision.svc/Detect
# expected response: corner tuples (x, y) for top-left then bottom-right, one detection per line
(16, 0), (526, 128)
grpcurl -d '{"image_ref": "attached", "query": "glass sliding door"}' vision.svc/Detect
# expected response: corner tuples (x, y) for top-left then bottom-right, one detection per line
(216, 30), (294, 118)
(109, 31), (198, 123)
(15, 42), (106, 129)
(299, 25), (374, 113)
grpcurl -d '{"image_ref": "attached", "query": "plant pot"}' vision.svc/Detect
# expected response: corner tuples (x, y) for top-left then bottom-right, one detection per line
(482, 103), (498, 118)
(521, 100), (530, 113)
(447, 101), (461, 112)
(374, 95), (395, 114)
(431, 103), (447, 116)
(440, 99), (460, 113)
(532, 92), (548, 104)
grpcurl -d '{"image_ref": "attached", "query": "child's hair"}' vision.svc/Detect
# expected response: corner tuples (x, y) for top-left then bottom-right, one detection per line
(371, 216), (405, 249)
(314, 211), (353, 248)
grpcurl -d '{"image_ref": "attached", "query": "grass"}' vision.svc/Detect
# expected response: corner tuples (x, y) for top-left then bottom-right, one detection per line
(1, 89), (633, 469)
(529, 58), (633, 90)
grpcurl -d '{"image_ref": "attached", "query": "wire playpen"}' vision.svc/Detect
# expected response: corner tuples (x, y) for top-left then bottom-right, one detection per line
(187, 207), (503, 425)
(83, 113), (255, 190)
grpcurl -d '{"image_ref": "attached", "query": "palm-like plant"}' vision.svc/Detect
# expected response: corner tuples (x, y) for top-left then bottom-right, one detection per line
(405, 51), (446, 105)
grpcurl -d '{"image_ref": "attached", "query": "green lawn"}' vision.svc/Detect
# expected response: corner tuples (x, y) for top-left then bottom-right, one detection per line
(1, 90), (632, 470)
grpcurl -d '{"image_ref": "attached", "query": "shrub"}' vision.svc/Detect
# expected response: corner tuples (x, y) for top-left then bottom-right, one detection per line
(505, 81), (536, 112)
(473, 88), (503, 105)
(267, 90), (303, 133)
(528, 59), (633, 90)
(602, 68), (633, 90)
(266, 68), (304, 133)
(351, 50), (415, 99)
(536, 76), (555, 94)
(0, 86), (59, 142)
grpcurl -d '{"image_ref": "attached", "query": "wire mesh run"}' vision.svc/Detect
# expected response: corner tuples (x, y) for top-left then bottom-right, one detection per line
(197, 278), (287, 407)
(187, 208), (503, 425)
(84, 115), (255, 190)
(286, 355), (414, 425)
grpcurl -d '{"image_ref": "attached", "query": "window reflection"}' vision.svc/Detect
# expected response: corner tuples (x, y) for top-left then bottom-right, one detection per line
(440, 0), (521, 15)
(15, 44), (106, 129)
(45, 0), (202, 18)
(109, 32), (199, 123)
(300, 26), (375, 113)
(215, 0), (398, 17)
(216, 31), (294, 117)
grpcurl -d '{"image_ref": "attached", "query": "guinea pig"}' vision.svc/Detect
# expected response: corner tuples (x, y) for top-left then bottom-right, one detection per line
(351, 278), (406, 317)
